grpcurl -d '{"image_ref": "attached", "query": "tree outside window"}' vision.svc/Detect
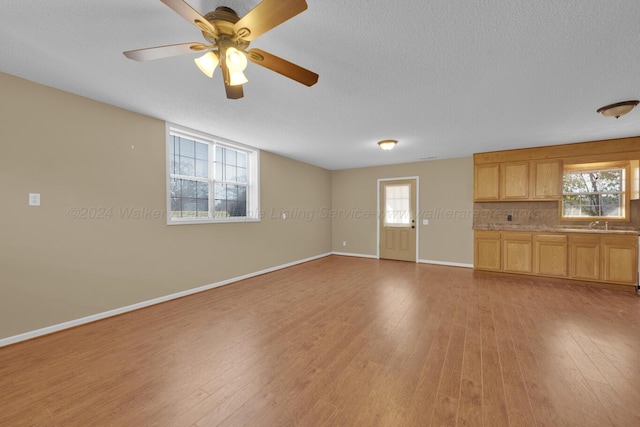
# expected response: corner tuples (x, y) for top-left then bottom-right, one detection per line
(562, 166), (625, 219)
(167, 124), (259, 224)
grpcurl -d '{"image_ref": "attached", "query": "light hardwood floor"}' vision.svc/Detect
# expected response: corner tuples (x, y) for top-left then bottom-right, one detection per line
(2, 255), (640, 426)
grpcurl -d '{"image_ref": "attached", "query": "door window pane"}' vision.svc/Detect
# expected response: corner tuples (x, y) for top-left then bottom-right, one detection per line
(384, 184), (411, 226)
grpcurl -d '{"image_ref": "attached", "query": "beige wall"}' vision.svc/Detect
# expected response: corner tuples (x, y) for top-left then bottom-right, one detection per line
(0, 71), (475, 341)
(331, 158), (474, 264)
(0, 73), (332, 339)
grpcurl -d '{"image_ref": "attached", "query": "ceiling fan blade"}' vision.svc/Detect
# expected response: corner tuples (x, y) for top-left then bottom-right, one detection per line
(225, 82), (244, 99)
(247, 48), (318, 86)
(234, 0), (307, 41)
(123, 42), (208, 61)
(160, 0), (218, 37)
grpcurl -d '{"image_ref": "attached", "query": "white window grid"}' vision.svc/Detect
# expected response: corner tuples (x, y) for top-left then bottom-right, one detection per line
(167, 124), (259, 224)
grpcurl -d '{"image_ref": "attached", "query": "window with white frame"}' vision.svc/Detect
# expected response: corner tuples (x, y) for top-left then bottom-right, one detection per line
(562, 163), (627, 220)
(167, 125), (259, 224)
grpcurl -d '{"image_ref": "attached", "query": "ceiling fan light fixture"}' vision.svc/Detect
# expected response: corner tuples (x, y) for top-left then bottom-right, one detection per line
(123, 0), (319, 99)
(596, 100), (639, 119)
(226, 47), (248, 72)
(225, 47), (248, 86)
(378, 140), (398, 151)
(194, 51), (219, 78)
(229, 70), (249, 86)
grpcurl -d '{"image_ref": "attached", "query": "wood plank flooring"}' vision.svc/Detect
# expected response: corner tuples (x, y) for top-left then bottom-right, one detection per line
(1, 255), (640, 426)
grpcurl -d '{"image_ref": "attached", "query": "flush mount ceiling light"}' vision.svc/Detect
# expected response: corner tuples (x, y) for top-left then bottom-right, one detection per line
(378, 140), (398, 151)
(596, 100), (639, 119)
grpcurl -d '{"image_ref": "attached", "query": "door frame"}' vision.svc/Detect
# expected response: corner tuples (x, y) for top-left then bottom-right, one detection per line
(376, 176), (420, 262)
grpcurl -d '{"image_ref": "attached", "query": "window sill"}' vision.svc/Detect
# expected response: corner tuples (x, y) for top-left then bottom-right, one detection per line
(167, 217), (261, 225)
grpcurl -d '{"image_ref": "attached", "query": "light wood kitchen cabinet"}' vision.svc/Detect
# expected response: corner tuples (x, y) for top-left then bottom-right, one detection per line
(474, 159), (562, 201)
(569, 234), (600, 281)
(474, 230), (637, 289)
(530, 159), (563, 199)
(474, 163), (500, 201)
(502, 232), (532, 273)
(602, 235), (638, 284)
(474, 231), (501, 270)
(500, 161), (529, 200)
(533, 234), (567, 277)
(569, 234), (637, 285)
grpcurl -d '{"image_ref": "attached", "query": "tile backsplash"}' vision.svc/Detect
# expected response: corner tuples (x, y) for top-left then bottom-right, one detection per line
(474, 200), (640, 230)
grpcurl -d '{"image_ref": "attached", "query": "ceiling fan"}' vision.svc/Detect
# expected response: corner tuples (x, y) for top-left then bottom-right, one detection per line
(123, 0), (319, 99)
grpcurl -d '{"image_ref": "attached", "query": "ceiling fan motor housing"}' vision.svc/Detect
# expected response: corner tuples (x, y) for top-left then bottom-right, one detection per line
(202, 6), (249, 45)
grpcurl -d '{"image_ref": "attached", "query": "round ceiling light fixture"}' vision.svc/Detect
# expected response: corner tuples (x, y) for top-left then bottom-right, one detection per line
(378, 139), (398, 151)
(596, 100), (639, 119)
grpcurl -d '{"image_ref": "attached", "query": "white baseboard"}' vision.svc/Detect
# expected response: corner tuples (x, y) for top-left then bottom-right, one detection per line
(418, 259), (473, 268)
(332, 251), (378, 259)
(331, 252), (473, 269)
(0, 252), (332, 348)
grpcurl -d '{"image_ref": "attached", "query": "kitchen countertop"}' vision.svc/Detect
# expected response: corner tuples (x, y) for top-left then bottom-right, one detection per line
(473, 224), (640, 235)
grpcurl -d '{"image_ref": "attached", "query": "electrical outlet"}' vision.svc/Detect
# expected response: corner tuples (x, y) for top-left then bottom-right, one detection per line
(342, 241), (347, 247)
(282, 213), (287, 219)
(423, 219), (429, 225)
(29, 193), (40, 206)
(507, 214), (513, 221)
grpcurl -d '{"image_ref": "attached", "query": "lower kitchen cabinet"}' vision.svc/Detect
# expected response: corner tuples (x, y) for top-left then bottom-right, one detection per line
(602, 235), (638, 284)
(569, 234), (600, 281)
(534, 234), (568, 277)
(475, 230), (638, 288)
(474, 231), (501, 271)
(502, 232), (532, 273)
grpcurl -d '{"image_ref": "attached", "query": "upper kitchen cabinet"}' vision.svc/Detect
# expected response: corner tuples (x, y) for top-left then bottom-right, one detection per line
(474, 163), (500, 201)
(474, 136), (640, 203)
(530, 159), (562, 199)
(473, 159), (561, 201)
(500, 161), (529, 200)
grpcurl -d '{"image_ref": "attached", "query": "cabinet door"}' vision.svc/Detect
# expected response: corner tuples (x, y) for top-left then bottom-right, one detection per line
(474, 231), (501, 270)
(569, 234), (600, 281)
(533, 234), (567, 277)
(531, 159), (563, 199)
(474, 163), (500, 201)
(502, 232), (532, 273)
(602, 235), (638, 285)
(500, 162), (529, 200)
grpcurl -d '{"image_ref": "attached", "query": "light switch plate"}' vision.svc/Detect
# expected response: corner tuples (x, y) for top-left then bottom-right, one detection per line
(29, 193), (40, 206)
(423, 219), (429, 225)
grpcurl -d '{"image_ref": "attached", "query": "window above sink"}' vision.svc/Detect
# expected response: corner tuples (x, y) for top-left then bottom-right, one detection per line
(561, 161), (630, 221)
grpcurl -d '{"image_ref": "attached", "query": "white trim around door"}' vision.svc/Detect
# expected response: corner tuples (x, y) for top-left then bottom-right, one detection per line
(377, 176), (420, 262)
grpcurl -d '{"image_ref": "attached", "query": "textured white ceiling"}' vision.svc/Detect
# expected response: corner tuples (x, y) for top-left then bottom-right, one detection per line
(2, 0), (640, 170)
